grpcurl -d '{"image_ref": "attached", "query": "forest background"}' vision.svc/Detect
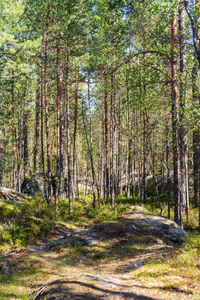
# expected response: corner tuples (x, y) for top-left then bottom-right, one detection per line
(1, 0), (200, 230)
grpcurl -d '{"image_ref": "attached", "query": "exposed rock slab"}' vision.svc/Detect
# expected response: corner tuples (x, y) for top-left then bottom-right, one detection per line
(28, 208), (188, 254)
(125, 211), (189, 245)
(0, 187), (26, 204)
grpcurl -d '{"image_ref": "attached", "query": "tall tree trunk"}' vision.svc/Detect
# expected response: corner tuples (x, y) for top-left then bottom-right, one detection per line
(73, 61), (79, 201)
(86, 71), (100, 208)
(0, 126), (5, 187)
(101, 83), (106, 202)
(171, 9), (182, 227)
(165, 111), (171, 219)
(125, 72), (130, 198)
(179, 0), (189, 217)
(56, 37), (61, 185)
(113, 76), (118, 200)
(142, 108), (147, 202)
(16, 109), (22, 192)
(118, 97), (122, 196)
(100, 143), (104, 199)
(40, 37), (48, 204)
(11, 69), (16, 190)
(66, 45), (72, 214)
(192, 63), (200, 208)
(104, 75), (109, 203)
(34, 70), (40, 174)
(60, 57), (64, 199)
(44, 13), (51, 202)
(24, 92), (28, 179)
(110, 73), (115, 205)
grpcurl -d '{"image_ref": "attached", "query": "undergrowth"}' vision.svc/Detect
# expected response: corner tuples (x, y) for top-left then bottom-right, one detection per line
(0, 193), (128, 250)
(0, 192), (200, 299)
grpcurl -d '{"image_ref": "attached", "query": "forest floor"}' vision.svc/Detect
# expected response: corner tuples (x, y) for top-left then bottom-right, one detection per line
(0, 196), (200, 299)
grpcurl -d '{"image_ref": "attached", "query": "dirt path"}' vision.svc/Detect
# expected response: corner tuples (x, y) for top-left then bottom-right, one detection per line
(0, 210), (199, 300)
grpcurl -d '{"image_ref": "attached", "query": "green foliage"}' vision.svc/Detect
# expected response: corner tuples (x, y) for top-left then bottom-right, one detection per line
(0, 193), (129, 249)
(85, 201), (128, 223)
(0, 198), (55, 247)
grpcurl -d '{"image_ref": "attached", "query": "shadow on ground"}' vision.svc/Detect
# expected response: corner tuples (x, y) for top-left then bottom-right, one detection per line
(34, 279), (160, 300)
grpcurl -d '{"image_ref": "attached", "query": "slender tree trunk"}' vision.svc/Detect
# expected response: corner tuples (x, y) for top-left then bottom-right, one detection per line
(161, 137), (165, 204)
(113, 77), (118, 199)
(85, 72), (100, 208)
(60, 57), (64, 199)
(192, 63), (200, 208)
(100, 145), (104, 199)
(104, 75), (109, 203)
(40, 37), (48, 204)
(34, 70), (40, 174)
(24, 89), (28, 179)
(101, 84), (105, 201)
(11, 69), (16, 189)
(165, 111), (171, 219)
(54, 37), (61, 211)
(110, 73), (115, 205)
(118, 97), (122, 196)
(57, 37), (61, 183)
(44, 13), (51, 202)
(0, 126), (5, 187)
(16, 110), (21, 192)
(73, 61), (79, 201)
(171, 9), (182, 227)
(125, 77), (130, 198)
(179, 0), (189, 217)
(149, 158), (163, 216)
(142, 108), (147, 202)
(66, 45), (72, 214)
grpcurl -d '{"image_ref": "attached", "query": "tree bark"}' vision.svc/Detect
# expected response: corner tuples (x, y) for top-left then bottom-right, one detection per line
(24, 88), (28, 179)
(104, 75), (109, 203)
(44, 13), (51, 202)
(34, 70), (40, 174)
(142, 108), (147, 202)
(0, 126), (5, 187)
(66, 45), (72, 214)
(73, 61), (79, 201)
(171, 9), (182, 227)
(11, 69), (16, 190)
(192, 63), (200, 208)
(16, 110), (22, 192)
(40, 37), (48, 204)
(179, 0), (189, 217)
(165, 111), (171, 219)
(110, 73), (115, 205)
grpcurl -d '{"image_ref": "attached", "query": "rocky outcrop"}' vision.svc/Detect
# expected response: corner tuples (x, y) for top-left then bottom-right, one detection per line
(0, 187), (26, 204)
(21, 176), (43, 196)
(125, 208), (189, 246)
